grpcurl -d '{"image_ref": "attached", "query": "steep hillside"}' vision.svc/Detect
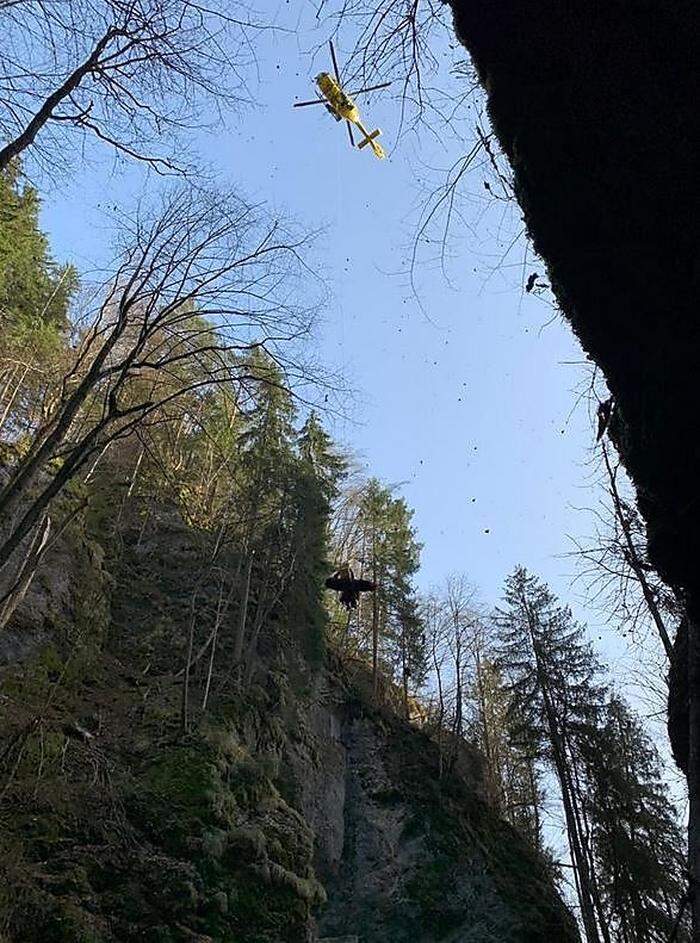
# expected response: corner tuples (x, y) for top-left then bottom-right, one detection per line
(0, 494), (577, 942)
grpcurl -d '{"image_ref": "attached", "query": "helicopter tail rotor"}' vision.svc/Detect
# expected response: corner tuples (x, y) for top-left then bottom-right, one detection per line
(357, 126), (385, 159)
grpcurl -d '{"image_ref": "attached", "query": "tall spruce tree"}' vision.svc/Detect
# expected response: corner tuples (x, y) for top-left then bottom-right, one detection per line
(473, 655), (545, 849)
(496, 567), (688, 943)
(579, 694), (689, 942)
(286, 412), (347, 660)
(0, 163), (76, 334)
(495, 566), (607, 943)
(357, 479), (425, 702)
(228, 352), (298, 674)
(236, 350), (297, 551)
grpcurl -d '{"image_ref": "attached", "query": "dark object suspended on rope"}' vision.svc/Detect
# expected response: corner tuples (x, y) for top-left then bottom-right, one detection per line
(325, 566), (376, 610)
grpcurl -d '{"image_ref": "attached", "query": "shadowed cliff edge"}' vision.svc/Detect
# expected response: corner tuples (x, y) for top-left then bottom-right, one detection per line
(448, 0), (699, 932)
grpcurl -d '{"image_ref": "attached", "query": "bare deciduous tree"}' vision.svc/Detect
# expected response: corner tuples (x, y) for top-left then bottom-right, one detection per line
(329, 0), (449, 125)
(0, 0), (269, 176)
(419, 574), (484, 771)
(570, 440), (681, 661)
(0, 184), (323, 578)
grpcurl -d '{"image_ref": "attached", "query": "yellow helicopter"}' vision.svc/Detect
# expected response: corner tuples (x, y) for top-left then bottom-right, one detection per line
(293, 42), (390, 159)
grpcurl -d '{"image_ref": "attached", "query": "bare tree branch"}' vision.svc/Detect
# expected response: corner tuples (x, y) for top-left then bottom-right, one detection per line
(0, 184), (331, 574)
(0, 0), (270, 177)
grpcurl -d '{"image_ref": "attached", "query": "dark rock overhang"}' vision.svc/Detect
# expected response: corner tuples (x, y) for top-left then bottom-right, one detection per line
(450, 0), (700, 598)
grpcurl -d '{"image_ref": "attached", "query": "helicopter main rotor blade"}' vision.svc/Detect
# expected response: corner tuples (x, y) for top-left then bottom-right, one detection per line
(346, 120), (356, 148)
(293, 98), (325, 107)
(329, 39), (342, 83)
(349, 81), (392, 96)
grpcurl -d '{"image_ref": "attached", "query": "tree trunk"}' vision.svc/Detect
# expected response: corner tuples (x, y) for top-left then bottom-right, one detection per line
(371, 554), (379, 698)
(0, 514), (51, 630)
(0, 365), (28, 434)
(118, 446), (145, 522)
(687, 614), (700, 940)
(401, 632), (409, 718)
(232, 553), (254, 667)
(0, 301), (132, 570)
(0, 27), (118, 172)
(0, 430), (99, 571)
(201, 578), (228, 712)
(555, 746), (602, 943)
(0, 286), (133, 519)
(431, 624), (446, 777)
(473, 644), (493, 773)
(567, 744), (611, 943)
(243, 586), (267, 687)
(526, 756), (541, 846)
(521, 595), (601, 943)
(180, 589), (199, 733)
(453, 610), (463, 742)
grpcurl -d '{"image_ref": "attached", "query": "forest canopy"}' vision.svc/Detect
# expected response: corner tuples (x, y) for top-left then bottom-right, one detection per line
(0, 2), (692, 940)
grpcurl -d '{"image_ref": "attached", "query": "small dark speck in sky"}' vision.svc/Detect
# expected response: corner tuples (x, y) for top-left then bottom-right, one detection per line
(484, 529), (490, 534)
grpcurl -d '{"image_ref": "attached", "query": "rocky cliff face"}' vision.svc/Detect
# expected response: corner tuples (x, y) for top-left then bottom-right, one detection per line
(0, 497), (576, 942)
(291, 679), (575, 942)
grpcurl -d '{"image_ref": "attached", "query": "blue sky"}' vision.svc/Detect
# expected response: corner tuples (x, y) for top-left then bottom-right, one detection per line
(37, 7), (657, 695)
(32, 4), (683, 859)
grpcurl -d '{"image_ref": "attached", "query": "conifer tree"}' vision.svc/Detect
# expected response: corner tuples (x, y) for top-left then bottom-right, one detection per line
(236, 350), (297, 547)
(0, 163), (76, 333)
(580, 694), (689, 942)
(496, 567), (689, 942)
(474, 656), (545, 848)
(495, 566), (607, 943)
(329, 476), (424, 701)
(357, 479), (424, 700)
(286, 412), (347, 659)
(0, 163), (77, 436)
(229, 351), (298, 673)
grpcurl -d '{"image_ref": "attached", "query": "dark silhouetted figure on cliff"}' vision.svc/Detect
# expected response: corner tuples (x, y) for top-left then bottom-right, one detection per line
(325, 565), (376, 610)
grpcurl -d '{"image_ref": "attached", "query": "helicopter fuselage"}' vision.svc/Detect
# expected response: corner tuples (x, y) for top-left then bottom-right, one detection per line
(315, 72), (360, 123)
(311, 70), (385, 159)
